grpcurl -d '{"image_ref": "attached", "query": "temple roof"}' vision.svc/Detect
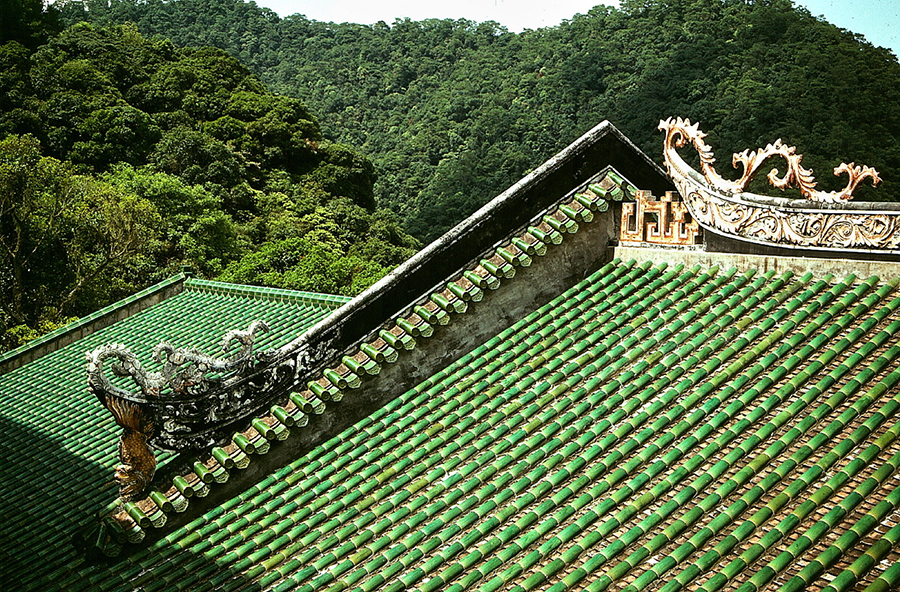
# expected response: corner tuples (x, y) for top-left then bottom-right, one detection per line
(4, 120), (900, 592)
(41, 259), (900, 592)
(0, 277), (348, 590)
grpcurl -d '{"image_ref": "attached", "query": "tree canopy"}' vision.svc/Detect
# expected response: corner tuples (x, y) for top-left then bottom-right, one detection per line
(1, 0), (62, 50)
(61, 0), (900, 242)
(0, 21), (417, 350)
(4, 0), (900, 350)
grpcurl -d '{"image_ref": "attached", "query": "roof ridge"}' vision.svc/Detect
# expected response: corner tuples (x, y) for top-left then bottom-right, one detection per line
(20, 117), (900, 590)
(84, 168), (642, 557)
(0, 273), (186, 375)
(184, 277), (351, 308)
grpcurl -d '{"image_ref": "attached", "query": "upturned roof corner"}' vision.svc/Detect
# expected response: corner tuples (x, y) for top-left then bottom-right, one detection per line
(81, 118), (900, 559)
(81, 121), (663, 554)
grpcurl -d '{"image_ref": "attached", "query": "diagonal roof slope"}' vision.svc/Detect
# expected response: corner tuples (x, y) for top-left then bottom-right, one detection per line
(0, 277), (348, 591)
(73, 121), (666, 549)
(37, 257), (900, 592)
(5, 119), (900, 592)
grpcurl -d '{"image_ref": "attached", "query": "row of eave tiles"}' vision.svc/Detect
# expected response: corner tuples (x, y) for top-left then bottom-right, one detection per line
(47, 257), (900, 592)
(0, 281), (348, 591)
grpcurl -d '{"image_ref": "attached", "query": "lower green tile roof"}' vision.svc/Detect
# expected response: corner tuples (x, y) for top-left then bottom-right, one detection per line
(6, 259), (900, 591)
(0, 277), (349, 591)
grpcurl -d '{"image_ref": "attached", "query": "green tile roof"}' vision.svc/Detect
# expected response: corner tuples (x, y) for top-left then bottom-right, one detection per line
(10, 257), (900, 591)
(70, 170), (626, 543)
(0, 278), (349, 591)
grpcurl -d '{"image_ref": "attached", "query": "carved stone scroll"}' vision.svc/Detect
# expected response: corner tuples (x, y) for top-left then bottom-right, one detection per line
(620, 190), (701, 246)
(659, 116), (881, 203)
(87, 321), (290, 499)
(659, 117), (900, 253)
(680, 187), (900, 251)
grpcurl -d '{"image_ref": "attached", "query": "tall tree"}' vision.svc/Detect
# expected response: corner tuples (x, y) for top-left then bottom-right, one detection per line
(62, 0), (900, 241)
(0, 0), (61, 50)
(0, 134), (159, 340)
(0, 20), (420, 349)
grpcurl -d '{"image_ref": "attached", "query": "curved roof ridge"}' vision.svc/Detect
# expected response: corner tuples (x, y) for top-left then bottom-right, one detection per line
(82, 123), (664, 555)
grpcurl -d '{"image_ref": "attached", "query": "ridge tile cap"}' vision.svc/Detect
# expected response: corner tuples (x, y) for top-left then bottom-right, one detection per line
(0, 273), (187, 374)
(184, 278), (350, 308)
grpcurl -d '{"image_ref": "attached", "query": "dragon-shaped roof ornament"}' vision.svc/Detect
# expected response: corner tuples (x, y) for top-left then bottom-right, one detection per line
(87, 321), (283, 500)
(659, 116), (881, 202)
(659, 117), (900, 253)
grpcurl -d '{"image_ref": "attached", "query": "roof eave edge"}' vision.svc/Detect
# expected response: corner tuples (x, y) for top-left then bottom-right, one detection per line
(0, 273), (187, 375)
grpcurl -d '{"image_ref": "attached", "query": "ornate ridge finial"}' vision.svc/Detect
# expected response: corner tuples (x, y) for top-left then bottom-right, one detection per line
(658, 116), (881, 203)
(87, 321), (278, 500)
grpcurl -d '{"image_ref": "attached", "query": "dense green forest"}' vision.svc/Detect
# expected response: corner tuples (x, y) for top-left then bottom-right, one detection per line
(3, 0), (900, 351)
(61, 0), (900, 242)
(0, 3), (417, 350)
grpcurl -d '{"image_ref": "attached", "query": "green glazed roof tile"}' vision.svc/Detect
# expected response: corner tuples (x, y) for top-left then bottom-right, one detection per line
(4, 220), (900, 592)
(0, 276), (347, 591)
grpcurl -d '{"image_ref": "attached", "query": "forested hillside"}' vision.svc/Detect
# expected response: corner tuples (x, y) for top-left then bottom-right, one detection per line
(62, 0), (900, 242)
(0, 7), (417, 350)
(5, 0), (900, 350)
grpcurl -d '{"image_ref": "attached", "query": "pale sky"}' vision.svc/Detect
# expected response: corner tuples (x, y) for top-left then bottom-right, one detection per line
(253, 0), (900, 56)
(797, 0), (899, 56)
(253, 0), (617, 32)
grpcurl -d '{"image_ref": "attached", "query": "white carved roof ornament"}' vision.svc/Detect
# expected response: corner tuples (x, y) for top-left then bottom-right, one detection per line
(87, 321), (280, 500)
(659, 117), (900, 252)
(659, 116), (881, 202)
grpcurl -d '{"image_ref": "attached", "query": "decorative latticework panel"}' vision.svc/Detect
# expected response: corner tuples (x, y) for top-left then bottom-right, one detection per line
(620, 190), (701, 246)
